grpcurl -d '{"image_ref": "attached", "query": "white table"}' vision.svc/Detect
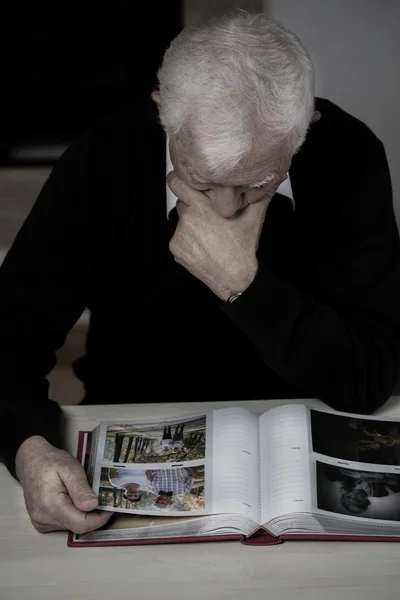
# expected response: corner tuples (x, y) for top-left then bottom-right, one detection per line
(2, 397), (400, 600)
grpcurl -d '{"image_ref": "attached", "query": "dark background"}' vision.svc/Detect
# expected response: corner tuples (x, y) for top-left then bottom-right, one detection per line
(1, 1), (183, 165)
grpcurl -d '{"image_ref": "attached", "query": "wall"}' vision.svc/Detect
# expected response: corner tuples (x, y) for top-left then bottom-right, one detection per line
(184, 0), (262, 26)
(265, 0), (400, 224)
(0, 167), (50, 263)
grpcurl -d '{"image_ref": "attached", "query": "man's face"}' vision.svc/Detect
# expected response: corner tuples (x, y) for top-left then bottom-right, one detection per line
(169, 129), (292, 219)
(155, 494), (173, 507)
(124, 490), (141, 502)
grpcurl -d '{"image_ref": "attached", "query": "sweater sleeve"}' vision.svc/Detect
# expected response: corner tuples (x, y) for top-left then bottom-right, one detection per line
(222, 140), (400, 414)
(0, 137), (95, 477)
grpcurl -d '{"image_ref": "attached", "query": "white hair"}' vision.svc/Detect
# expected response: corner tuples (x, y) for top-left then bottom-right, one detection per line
(156, 11), (315, 177)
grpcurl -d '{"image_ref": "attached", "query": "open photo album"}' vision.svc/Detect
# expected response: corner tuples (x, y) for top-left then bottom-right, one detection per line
(68, 403), (400, 547)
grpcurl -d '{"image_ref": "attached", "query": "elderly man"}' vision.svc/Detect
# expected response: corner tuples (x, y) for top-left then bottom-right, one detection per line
(146, 467), (196, 510)
(1, 11), (400, 536)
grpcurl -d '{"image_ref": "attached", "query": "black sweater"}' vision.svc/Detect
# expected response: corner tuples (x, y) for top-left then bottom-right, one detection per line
(2, 97), (400, 475)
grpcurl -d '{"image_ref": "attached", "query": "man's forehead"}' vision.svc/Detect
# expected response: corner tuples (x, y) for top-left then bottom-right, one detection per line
(188, 164), (280, 188)
(174, 133), (289, 185)
(183, 154), (286, 188)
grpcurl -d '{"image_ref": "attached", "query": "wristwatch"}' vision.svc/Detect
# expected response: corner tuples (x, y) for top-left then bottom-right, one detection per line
(226, 292), (243, 304)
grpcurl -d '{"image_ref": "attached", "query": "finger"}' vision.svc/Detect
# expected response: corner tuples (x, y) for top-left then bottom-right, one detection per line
(241, 195), (272, 244)
(167, 171), (208, 209)
(242, 194), (271, 224)
(56, 493), (114, 534)
(175, 199), (188, 219)
(167, 171), (192, 201)
(59, 461), (99, 512)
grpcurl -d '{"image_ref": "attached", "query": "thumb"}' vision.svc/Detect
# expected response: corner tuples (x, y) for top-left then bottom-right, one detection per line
(242, 194), (271, 223)
(61, 462), (99, 512)
(241, 195), (271, 239)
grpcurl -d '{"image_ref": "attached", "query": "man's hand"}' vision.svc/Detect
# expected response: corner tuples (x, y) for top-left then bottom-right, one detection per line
(16, 435), (113, 534)
(167, 172), (270, 301)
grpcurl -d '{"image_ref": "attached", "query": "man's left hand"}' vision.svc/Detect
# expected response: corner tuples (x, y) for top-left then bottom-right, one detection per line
(168, 172), (271, 301)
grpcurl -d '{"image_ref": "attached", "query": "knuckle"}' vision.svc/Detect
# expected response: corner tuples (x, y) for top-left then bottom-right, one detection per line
(169, 239), (177, 255)
(33, 521), (49, 534)
(167, 172), (178, 189)
(167, 171), (176, 183)
(30, 507), (44, 523)
(29, 508), (52, 532)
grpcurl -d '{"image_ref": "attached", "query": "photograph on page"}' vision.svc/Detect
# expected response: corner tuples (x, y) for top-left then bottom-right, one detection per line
(88, 513), (203, 532)
(97, 465), (206, 514)
(315, 461), (400, 521)
(310, 409), (400, 466)
(102, 415), (206, 464)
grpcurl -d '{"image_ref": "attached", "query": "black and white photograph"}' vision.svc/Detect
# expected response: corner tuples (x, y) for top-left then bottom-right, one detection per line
(311, 410), (400, 465)
(103, 415), (206, 464)
(316, 462), (400, 521)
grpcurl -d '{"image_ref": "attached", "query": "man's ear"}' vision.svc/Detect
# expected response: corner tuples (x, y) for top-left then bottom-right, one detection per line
(311, 110), (321, 123)
(151, 91), (161, 106)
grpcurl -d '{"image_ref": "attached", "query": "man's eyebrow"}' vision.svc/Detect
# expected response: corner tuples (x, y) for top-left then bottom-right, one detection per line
(187, 164), (278, 188)
(246, 173), (278, 188)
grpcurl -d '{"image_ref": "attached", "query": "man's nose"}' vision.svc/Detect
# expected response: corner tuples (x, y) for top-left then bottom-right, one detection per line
(210, 186), (243, 218)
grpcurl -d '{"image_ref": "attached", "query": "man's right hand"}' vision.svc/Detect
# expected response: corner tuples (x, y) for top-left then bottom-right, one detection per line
(15, 435), (113, 534)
